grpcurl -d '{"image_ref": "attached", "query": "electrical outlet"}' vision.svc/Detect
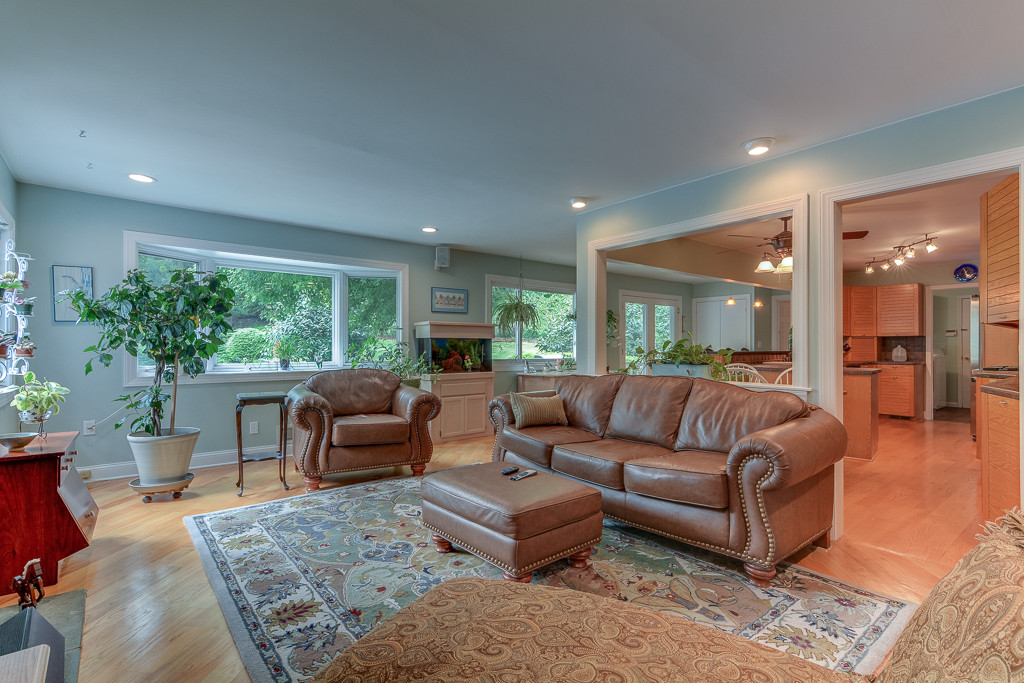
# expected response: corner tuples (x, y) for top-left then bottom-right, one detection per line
(79, 469), (92, 480)
(249, 421), (259, 435)
(83, 420), (96, 436)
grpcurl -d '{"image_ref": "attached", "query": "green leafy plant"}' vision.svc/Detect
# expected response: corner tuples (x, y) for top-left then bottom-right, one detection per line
(66, 268), (235, 436)
(0, 271), (26, 292)
(618, 332), (734, 379)
(492, 288), (540, 337)
(9, 371), (69, 416)
(348, 336), (438, 380)
(272, 338), (297, 361)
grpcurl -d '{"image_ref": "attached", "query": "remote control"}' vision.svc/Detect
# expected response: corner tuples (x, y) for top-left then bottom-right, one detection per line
(501, 466), (519, 475)
(509, 469), (537, 481)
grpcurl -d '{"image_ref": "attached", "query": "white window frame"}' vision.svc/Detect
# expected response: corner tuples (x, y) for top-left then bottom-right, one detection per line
(485, 274), (576, 370)
(123, 231), (409, 385)
(617, 291), (683, 368)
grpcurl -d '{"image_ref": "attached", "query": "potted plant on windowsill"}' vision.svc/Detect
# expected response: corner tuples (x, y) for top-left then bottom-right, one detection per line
(273, 338), (297, 371)
(66, 268), (234, 500)
(621, 332), (733, 379)
(348, 336), (438, 387)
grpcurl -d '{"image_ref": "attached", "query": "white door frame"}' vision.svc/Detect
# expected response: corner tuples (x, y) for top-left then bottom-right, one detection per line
(820, 147), (1024, 539)
(925, 283), (979, 419)
(618, 290), (683, 367)
(958, 295), (976, 409)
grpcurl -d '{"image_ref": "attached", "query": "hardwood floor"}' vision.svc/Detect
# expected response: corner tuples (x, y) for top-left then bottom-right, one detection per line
(1, 419), (980, 682)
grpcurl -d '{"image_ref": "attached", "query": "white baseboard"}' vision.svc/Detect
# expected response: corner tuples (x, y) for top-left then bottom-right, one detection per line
(80, 443), (287, 482)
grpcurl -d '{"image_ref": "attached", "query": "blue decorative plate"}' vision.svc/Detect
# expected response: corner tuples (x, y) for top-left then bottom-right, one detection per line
(954, 263), (978, 282)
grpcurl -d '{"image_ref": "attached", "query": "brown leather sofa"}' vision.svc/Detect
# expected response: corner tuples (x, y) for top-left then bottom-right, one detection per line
(488, 374), (847, 584)
(287, 369), (442, 491)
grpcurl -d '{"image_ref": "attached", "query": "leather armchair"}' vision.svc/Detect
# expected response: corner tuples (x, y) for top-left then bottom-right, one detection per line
(288, 369), (441, 491)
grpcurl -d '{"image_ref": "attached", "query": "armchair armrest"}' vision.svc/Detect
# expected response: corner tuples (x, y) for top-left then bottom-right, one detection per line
(393, 385), (442, 464)
(727, 407), (847, 491)
(287, 383), (334, 475)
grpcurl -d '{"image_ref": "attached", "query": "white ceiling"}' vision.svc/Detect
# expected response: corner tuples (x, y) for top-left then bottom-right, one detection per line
(3, 1), (1024, 265)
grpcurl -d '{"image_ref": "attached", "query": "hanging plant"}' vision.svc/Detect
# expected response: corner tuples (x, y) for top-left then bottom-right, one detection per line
(493, 258), (539, 337)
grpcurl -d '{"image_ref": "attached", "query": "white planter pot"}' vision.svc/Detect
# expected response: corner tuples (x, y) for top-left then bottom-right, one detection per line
(651, 362), (712, 379)
(127, 427), (200, 487)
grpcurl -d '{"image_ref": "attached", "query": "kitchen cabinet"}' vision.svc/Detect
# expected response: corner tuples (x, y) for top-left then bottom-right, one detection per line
(846, 337), (878, 363)
(979, 387), (1020, 520)
(862, 364), (924, 420)
(0, 432), (96, 593)
(848, 286), (877, 336)
(980, 173), (1019, 325)
(842, 286), (852, 337)
(876, 283), (924, 336)
(843, 368), (880, 460)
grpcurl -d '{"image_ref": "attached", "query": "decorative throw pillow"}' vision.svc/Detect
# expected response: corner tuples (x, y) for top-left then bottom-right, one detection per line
(509, 392), (568, 428)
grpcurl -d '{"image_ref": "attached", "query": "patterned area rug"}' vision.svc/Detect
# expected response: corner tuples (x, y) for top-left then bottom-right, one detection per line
(184, 477), (916, 682)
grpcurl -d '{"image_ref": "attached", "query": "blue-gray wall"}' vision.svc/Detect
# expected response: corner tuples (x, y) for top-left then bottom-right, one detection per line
(0, 152), (15, 220)
(576, 84), (1024, 401)
(14, 184), (578, 471)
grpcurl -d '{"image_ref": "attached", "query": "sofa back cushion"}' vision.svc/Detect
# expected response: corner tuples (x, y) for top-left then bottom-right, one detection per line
(605, 376), (693, 448)
(306, 368), (401, 416)
(554, 374), (625, 436)
(675, 379), (809, 452)
(875, 510), (1024, 683)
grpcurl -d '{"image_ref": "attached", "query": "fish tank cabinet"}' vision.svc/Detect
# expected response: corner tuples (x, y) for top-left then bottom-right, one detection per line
(414, 321), (495, 373)
(414, 321), (496, 442)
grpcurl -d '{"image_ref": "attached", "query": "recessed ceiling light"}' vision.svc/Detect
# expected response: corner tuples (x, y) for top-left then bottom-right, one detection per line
(570, 197), (588, 209)
(128, 173), (156, 183)
(421, 226), (438, 233)
(743, 137), (775, 156)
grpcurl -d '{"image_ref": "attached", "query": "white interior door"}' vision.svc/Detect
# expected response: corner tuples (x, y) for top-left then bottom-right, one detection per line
(773, 296), (792, 351)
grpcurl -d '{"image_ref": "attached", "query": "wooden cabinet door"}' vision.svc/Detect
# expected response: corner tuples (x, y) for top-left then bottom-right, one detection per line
(981, 174), (1019, 324)
(876, 284), (924, 336)
(980, 392), (1020, 519)
(849, 286), (877, 336)
(842, 286), (852, 337)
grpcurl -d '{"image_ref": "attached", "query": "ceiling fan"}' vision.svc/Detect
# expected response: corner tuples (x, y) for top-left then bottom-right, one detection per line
(729, 216), (868, 257)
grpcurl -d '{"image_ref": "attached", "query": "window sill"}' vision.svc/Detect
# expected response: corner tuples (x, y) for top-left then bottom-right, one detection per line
(126, 365), (340, 387)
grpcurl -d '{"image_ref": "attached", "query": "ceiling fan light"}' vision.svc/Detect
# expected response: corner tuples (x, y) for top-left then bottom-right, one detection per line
(774, 255), (794, 274)
(743, 137), (775, 156)
(755, 257), (776, 273)
(926, 240), (938, 253)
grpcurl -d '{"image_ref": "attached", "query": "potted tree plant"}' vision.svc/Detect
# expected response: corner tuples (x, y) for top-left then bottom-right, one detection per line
(67, 268), (234, 496)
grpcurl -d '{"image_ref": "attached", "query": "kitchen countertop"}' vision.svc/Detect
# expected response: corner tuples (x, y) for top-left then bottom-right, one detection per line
(972, 369), (1019, 380)
(980, 377), (1019, 400)
(843, 367), (882, 375)
(845, 361), (926, 366)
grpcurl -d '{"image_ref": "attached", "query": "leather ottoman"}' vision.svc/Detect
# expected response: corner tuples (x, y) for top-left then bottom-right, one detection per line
(420, 462), (603, 581)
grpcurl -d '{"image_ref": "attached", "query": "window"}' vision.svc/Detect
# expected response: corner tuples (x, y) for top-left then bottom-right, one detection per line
(618, 291), (682, 370)
(125, 232), (407, 384)
(486, 275), (575, 363)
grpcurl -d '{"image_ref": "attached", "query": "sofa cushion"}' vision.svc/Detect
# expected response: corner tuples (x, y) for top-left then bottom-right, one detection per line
(332, 413), (409, 446)
(509, 392), (568, 428)
(554, 374), (625, 436)
(307, 368), (401, 416)
(606, 375), (693, 448)
(552, 439), (674, 490)
(675, 379), (809, 452)
(875, 510), (1024, 683)
(500, 425), (603, 467)
(624, 451), (729, 509)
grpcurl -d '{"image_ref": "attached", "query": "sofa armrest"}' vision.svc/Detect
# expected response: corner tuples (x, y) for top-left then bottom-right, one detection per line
(287, 384), (333, 475)
(393, 385), (442, 460)
(488, 394), (517, 433)
(727, 407), (847, 491)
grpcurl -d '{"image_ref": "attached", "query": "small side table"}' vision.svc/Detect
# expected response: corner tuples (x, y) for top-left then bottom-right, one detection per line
(235, 392), (290, 496)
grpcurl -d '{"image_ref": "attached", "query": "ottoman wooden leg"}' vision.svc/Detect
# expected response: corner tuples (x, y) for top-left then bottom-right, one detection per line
(432, 533), (453, 554)
(502, 571), (532, 583)
(568, 547), (594, 569)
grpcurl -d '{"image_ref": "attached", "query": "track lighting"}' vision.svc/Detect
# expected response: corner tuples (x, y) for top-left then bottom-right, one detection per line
(868, 234), (937, 269)
(881, 261), (891, 271)
(865, 264), (874, 274)
(905, 247), (915, 259)
(926, 239), (937, 253)
(893, 254), (904, 267)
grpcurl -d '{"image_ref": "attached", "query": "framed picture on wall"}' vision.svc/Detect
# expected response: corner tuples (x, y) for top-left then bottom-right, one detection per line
(52, 265), (94, 322)
(431, 287), (468, 313)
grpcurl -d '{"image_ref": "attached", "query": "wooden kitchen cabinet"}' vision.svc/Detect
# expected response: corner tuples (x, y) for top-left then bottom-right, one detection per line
(848, 286), (877, 336)
(979, 389), (1020, 520)
(863, 364), (924, 420)
(0, 432), (97, 593)
(980, 173), (1019, 325)
(842, 286), (852, 337)
(876, 283), (924, 336)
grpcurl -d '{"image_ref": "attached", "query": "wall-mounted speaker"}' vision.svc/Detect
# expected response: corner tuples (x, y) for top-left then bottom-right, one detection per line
(434, 246), (451, 270)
